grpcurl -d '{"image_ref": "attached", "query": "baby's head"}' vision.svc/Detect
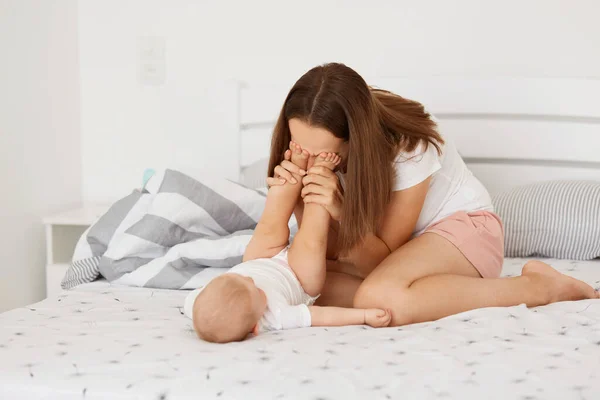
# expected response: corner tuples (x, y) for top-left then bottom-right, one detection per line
(192, 274), (267, 343)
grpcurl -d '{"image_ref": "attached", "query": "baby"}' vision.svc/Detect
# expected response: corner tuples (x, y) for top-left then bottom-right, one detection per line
(184, 143), (392, 343)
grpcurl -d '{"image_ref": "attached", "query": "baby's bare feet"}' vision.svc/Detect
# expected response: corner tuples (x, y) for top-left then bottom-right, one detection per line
(313, 152), (341, 171)
(522, 260), (600, 304)
(364, 308), (392, 328)
(289, 141), (309, 172)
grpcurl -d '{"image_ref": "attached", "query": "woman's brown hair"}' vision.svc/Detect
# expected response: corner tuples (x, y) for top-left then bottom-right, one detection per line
(269, 63), (443, 253)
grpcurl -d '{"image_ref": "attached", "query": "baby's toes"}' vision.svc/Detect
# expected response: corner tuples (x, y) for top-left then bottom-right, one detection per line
(300, 149), (309, 161)
(290, 141), (298, 154)
(289, 143), (309, 170)
(332, 154), (341, 166)
(312, 152), (338, 170)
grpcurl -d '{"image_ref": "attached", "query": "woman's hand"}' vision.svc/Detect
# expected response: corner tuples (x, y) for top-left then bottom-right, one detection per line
(301, 166), (344, 221)
(266, 149), (307, 187)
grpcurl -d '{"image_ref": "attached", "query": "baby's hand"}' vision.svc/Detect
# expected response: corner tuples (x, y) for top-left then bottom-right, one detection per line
(364, 308), (392, 328)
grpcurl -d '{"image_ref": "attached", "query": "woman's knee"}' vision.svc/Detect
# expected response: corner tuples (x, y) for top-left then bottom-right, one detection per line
(353, 280), (415, 326)
(353, 281), (381, 309)
(353, 279), (399, 308)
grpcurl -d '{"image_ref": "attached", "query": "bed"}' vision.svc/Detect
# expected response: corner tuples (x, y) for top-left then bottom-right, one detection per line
(1, 258), (599, 399)
(2, 77), (600, 399)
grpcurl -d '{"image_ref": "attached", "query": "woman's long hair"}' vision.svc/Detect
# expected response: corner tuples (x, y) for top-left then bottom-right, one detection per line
(268, 63), (443, 254)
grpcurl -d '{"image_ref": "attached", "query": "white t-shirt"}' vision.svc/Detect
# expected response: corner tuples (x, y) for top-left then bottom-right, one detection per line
(394, 131), (493, 236)
(183, 248), (317, 333)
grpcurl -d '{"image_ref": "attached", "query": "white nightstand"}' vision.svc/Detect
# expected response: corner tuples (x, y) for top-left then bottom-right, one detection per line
(43, 205), (109, 297)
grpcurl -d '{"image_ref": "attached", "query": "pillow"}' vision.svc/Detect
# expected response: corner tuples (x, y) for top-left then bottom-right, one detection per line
(141, 159), (270, 191)
(493, 180), (600, 260)
(240, 158), (269, 189)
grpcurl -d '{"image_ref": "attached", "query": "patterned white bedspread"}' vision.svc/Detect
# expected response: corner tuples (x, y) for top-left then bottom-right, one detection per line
(1, 258), (599, 400)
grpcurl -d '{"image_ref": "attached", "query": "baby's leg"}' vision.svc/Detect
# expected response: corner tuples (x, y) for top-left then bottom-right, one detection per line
(243, 142), (309, 262)
(288, 153), (340, 297)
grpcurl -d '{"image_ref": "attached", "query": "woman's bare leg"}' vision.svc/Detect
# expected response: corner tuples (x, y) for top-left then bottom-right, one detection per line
(353, 233), (599, 326)
(314, 269), (363, 308)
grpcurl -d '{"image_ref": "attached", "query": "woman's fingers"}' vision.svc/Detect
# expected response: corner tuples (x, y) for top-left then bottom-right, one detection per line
(269, 149), (307, 186)
(301, 173), (337, 189)
(303, 192), (342, 221)
(302, 193), (330, 206)
(281, 160), (306, 176)
(273, 165), (295, 184)
(266, 177), (286, 187)
(307, 166), (336, 178)
(301, 183), (330, 198)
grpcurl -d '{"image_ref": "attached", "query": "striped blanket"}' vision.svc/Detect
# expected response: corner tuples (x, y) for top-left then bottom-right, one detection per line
(62, 169), (293, 290)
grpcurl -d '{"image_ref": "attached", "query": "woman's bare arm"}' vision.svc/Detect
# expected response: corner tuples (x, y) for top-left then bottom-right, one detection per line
(335, 177), (432, 277)
(338, 234), (391, 278)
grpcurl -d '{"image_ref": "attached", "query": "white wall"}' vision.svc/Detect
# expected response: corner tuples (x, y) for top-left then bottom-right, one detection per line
(78, 0), (600, 203)
(0, 1), (81, 312)
(0, 0), (596, 309)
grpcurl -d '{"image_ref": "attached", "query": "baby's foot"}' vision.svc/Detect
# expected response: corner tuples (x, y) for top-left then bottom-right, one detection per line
(312, 152), (341, 171)
(289, 141), (309, 173)
(364, 308), (392, 328)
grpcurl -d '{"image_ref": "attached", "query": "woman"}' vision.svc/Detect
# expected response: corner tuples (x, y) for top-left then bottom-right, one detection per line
(266, 63), (598, 327)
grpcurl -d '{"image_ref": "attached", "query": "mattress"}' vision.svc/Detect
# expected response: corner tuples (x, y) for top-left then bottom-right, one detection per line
(1, 258), (599, 400)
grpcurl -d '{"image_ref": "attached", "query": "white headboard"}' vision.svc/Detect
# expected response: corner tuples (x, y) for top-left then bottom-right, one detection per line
(237, 78), (600, 196)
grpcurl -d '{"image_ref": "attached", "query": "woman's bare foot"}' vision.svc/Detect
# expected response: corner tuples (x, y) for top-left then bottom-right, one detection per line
(522, 260), (600, 305)
(313, 152), (341, 171)
(364, 308), (392, 328)
(289, 141), (309, 173)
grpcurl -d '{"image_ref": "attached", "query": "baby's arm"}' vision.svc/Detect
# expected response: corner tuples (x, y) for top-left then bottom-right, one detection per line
(308, 306), (392, 328)
(277, 305), (391, 331)
(243, 144), (309, 262)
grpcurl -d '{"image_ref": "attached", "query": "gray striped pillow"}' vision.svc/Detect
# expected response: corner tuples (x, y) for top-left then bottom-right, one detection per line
(61, 256), (101, 289)
(493, 180), (600, 260)
(240, 158), (269, 189)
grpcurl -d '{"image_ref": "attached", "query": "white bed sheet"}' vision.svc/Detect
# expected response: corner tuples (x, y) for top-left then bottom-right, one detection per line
(1, 258), (599, 400)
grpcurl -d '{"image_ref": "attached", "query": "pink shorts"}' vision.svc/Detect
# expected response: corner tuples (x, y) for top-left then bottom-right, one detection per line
(425, 211), (504, 278)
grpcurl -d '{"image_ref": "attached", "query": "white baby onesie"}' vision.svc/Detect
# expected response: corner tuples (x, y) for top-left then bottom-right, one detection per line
(183, 248), (318, 333)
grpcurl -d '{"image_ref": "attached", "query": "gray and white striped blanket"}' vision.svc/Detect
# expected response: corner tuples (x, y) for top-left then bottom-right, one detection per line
(62, 169), (293, 290)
